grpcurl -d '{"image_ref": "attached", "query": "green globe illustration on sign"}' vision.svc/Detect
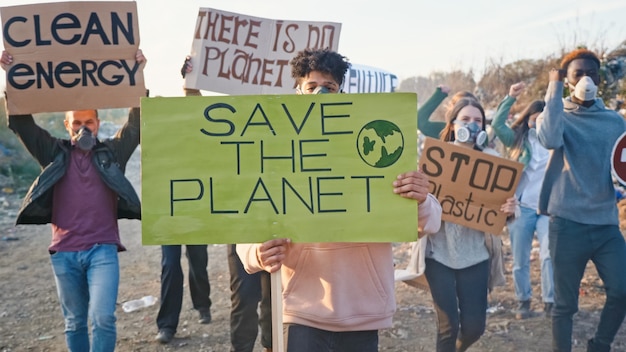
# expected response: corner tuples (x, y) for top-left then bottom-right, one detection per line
(357, 120), (404, 168)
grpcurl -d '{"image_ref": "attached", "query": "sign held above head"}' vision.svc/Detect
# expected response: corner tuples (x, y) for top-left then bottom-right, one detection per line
(184, 8), (341, 95)
(1, 1), (146, 114)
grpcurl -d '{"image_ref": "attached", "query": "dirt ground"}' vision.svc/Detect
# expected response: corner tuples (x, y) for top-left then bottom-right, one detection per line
(1, 150), (626, 352)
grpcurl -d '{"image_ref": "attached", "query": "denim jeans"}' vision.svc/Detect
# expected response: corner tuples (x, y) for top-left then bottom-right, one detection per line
(509, 206), (554, 302)
(228, 244), (272, 352)
(425, 258), (489, 352)
(549, 217), (626, 352)
(157, 245), (211, 334)
(284, 324), (378, 352)
(50, 244), (119, 352)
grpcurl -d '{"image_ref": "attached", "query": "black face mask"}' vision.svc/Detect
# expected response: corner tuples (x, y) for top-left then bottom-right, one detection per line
(312, 86), (330, 94)
(75, 126), (96, 151)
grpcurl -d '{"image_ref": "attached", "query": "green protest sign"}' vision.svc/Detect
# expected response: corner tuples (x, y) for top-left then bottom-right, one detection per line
(141, 93), (418, 244)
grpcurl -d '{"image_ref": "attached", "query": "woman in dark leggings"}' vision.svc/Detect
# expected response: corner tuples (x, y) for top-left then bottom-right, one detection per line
(424, 97), (517, 351)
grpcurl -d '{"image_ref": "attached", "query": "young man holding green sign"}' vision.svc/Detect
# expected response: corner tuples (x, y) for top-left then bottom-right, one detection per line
(237, 48), (442, 352)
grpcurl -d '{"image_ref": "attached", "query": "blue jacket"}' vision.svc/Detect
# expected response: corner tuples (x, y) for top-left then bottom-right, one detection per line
(8, 108), (141, 225)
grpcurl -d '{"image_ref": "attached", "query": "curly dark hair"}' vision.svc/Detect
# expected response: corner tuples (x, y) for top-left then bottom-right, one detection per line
(290, 48), (351, 86)
(560, 48), (600, 70)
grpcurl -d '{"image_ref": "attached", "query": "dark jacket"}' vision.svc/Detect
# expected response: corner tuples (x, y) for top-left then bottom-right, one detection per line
(8, 108), (141, 225)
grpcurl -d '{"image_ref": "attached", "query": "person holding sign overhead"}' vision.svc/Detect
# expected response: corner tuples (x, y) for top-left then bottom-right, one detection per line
(425, 97), (518, 352)
(537, 48), (626, 352)
(178, 57), (272, 352)
(236, 48), (442, 352)
(152, 57), (213, 346)
(1, 49), (146, 352)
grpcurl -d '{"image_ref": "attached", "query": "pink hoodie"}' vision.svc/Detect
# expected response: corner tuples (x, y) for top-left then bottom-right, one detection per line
(237, 194), (441, 332)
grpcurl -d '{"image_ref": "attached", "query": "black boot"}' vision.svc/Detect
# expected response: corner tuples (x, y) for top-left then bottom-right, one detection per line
(587, 338), (610, 352)
(515, 300), (531, 320)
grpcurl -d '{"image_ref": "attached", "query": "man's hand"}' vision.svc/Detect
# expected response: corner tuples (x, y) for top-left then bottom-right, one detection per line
(181, 56), (192, 78)
(136, 49), (146, 64)
(501, 196), (518, 217)
(256, 238), (291, 273)
(393, 170), (430, 204)
(1, 51), (13, 71)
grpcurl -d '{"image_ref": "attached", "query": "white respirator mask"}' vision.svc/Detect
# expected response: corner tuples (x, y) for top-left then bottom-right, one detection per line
(570, 76), (598, 102)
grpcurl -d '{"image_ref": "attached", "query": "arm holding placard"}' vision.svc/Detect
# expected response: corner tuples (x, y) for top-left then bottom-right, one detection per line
(181, 56), (201, 97)
(2, 50), (55, 165)
(393, 170), (442, 236)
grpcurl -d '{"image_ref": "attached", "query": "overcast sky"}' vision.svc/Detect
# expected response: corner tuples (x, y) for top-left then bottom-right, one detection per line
(1, 0), (625, 97)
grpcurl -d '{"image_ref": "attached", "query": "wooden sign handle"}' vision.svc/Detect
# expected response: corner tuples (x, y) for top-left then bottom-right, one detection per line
(271, 270), (284, 352)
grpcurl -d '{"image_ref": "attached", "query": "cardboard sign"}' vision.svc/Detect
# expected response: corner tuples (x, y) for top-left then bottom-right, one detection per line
(184, 8), (341, 95)
(421, 137), (523, 234)
(343, 63), (398, 93)
(141, 93), (418, 245)
(1, 1), (145, 114)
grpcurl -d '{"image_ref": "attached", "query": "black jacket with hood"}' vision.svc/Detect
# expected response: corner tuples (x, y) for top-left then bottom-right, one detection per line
(8, 107), (141, 225)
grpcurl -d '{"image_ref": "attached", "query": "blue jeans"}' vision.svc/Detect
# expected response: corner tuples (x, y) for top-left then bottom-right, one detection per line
(157, 245), (211, 334)
(509, 206), (554, 302)
(284, 324), (378, 352)
(50, 244), (119, 352)
(549, 217), (626, 352)
(425, 258), (489, 352)
(228, 244), (272, 352)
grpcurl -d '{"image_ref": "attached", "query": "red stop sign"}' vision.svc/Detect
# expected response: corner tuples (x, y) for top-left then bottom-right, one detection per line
(611, 132), (626, 185)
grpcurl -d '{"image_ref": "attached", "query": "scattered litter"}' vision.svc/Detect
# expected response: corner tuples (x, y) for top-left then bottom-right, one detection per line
(122, 295), (157, 312)
(487, 302), (504, 314)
